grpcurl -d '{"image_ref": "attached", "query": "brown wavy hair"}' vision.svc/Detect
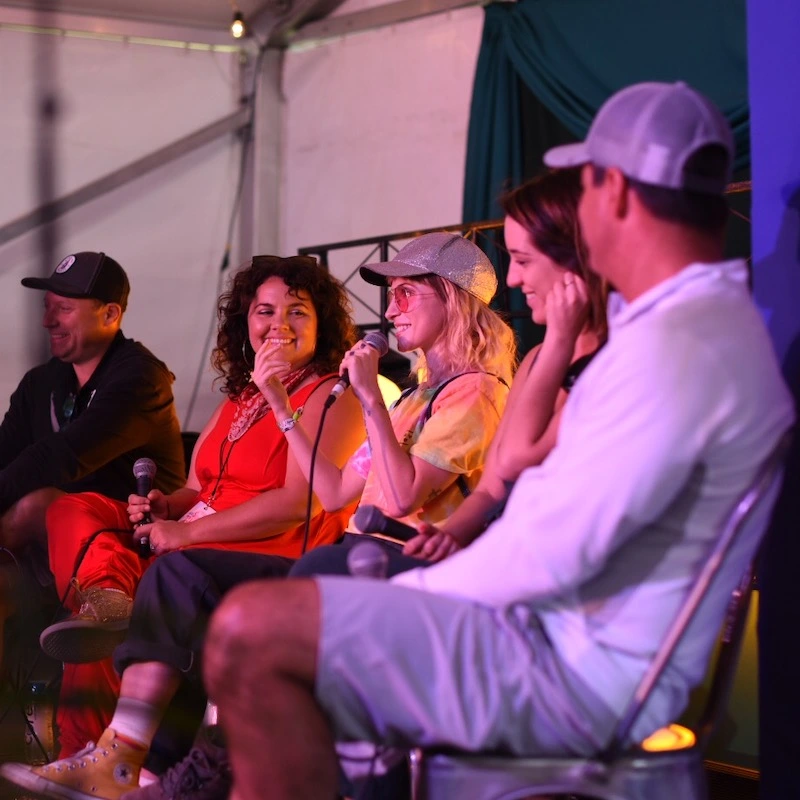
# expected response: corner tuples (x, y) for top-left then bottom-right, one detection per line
(212, 255), (358, 397)
(500, 169), (608, 340)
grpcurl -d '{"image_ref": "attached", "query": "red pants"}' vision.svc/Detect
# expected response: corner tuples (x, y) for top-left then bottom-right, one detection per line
(47, 493), (150, 756)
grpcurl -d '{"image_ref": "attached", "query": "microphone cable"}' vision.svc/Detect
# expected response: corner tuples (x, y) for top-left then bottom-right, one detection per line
(0, 545), (51, 762)
(300, 336), (388, 555)
(0, 527), (134, 761)
(300, 402), (332, 557)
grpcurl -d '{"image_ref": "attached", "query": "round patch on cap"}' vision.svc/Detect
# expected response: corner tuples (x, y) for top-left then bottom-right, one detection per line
(55, 255), (76, 274)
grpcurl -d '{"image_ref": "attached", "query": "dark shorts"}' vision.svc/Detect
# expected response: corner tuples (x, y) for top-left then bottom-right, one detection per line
(114, 548), (294, 678)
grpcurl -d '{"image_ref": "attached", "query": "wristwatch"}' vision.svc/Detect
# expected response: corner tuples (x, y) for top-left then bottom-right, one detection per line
(277, 407), (303, 433)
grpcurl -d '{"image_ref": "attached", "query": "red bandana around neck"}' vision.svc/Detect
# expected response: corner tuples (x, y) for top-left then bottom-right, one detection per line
(228, 365), (317, 442)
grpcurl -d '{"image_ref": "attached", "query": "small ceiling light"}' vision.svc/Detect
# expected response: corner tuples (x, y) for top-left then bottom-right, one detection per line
(231, 10), (246, 38)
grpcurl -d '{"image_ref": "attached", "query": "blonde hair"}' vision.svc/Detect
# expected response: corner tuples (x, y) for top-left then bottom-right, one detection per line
(415, 275), (517, 387)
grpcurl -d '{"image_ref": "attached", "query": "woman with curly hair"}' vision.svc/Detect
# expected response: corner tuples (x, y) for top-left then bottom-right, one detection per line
(26, 256), (365, 771)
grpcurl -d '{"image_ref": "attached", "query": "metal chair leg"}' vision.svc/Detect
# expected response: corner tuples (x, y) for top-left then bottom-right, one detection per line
(408, 748), (424, 800)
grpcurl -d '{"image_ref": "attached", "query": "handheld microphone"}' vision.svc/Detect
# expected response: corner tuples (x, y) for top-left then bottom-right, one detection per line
(325, 331), (390, 408)
(353, 504), (418, 543)
(132, 458), (157, 557)
(347, 539), (389, 579)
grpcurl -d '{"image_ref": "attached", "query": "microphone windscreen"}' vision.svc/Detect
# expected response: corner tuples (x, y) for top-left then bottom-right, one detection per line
(347, 540), (389, 579)
(353, 504), (417, 541)
(353, 504), (384, 534)
(362, 331), (389, 357)
(133, 457), (157, 480)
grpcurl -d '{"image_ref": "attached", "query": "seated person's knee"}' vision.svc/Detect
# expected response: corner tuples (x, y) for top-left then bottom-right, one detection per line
(207, 586), (254, 654)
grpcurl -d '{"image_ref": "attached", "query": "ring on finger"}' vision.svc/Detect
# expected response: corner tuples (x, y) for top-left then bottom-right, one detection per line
(149, 540), (156, 553)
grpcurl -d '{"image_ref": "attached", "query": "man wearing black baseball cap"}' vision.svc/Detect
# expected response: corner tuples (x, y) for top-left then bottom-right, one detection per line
(0, 250), (185, 721)
(0, 250), (191, 770)
(21, 250), (131, 309)
(185, 83), (794, 800)
(0, 250), (187, 767)
(0, 251), (185, 550)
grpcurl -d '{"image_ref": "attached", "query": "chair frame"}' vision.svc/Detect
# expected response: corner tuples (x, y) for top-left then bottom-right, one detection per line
(412, 428), (793, 800)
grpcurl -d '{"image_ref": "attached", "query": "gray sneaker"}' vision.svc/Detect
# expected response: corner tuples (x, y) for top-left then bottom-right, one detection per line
(39, 584), (133, 663)
(120, 726), (231, 800)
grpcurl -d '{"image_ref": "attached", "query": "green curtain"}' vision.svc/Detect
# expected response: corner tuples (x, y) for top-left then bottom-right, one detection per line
(463, 6), (524, 223)
(519, 76), (576, 181)
(462, 7), (539, 352)
(464, 0), (749, 224)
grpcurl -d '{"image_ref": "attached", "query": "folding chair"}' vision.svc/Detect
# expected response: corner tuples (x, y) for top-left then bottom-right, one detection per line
(412, 429), (793, 800)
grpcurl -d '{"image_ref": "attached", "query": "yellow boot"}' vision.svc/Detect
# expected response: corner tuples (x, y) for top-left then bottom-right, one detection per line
(0, 727), (146, 800)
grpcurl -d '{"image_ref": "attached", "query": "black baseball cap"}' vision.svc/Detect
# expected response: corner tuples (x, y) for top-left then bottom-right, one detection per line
(22, 251), (130, 310)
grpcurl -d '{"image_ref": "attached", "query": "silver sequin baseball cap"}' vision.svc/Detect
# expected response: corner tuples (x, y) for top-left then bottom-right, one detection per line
(544, 81), (734, 195)
(360, 232), (498, 305)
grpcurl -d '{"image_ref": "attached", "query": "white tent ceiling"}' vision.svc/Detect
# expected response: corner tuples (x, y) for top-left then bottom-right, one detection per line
(0, 0), (274, 31)
(0, 0), (478, 51)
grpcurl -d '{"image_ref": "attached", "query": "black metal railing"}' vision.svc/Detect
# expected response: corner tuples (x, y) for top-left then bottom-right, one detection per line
(298, 219), (533, 343)
(298, 177), (753, 353)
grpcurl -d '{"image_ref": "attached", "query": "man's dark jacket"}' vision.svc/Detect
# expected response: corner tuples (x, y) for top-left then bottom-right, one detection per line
(0, 331), (186, 514)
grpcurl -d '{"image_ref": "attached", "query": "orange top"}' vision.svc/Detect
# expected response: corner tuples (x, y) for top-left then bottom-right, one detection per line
(185, 375), (351, 558)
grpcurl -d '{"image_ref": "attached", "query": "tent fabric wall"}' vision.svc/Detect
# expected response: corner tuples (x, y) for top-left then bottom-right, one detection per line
(0, 30), (242, 430)
(1, 7), (488, 429)
(464, 0), (749, 223)
(281, 6), (484, 344)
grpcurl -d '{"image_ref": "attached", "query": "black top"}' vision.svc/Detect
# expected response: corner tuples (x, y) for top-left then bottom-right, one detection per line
(0, 331), (186, 514)
(562, 348), (602, 392)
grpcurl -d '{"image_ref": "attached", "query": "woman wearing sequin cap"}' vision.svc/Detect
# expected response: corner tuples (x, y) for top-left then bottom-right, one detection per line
(255, 231), (516, 582)
(5, 256), (366, 798)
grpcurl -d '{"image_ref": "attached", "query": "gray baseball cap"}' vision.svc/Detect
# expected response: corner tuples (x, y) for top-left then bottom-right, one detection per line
(544, 81), (734, 195)
(360, 232), (498, 305)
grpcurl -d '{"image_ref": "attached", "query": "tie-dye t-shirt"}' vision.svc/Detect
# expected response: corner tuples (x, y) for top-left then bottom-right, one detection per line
(348, 372), (508, 537)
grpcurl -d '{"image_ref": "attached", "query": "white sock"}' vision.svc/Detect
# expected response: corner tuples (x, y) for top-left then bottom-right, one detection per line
(108, 697), (162, 749)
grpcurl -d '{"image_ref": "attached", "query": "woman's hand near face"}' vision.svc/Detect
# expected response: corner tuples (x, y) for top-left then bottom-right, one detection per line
(544, 273), (590, 348)
(252, 341), (293, 415)
(340, 341), (382, 408)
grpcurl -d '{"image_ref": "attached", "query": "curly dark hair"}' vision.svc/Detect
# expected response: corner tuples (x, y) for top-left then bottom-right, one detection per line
(212, 255), (358, 397)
